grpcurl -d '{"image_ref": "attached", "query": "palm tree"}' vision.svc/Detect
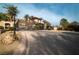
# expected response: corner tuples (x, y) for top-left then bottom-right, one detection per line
(24, 14), (29, 21)
(24, 14), (29, 26)
(28, 16), (34, 30)
(4, 5), (19, 37)
(29, 16), (34, 21)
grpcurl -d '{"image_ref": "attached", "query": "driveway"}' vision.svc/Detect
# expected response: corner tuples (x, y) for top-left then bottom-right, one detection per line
(15, 30), (79, 55)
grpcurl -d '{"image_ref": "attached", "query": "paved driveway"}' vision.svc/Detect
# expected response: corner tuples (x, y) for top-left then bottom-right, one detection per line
(15, 30), (79, 55)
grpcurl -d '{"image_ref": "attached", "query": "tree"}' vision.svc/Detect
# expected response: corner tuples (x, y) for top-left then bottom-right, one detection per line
(4, 5), (19, 37)
(60, 18), (69, 30)
(24, 14), (29, 26)
(34, 23), (44, 30)
(0, 13), (9, 21)
(24, 14), (29, 21)
(69, 21), (79, 31)
(29, 16), (34, 21)
(43, 20), (51, 30)
(71, 21), (79, 25)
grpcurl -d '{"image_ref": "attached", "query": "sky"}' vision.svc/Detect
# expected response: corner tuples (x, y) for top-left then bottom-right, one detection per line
(0, 3), (79, 26)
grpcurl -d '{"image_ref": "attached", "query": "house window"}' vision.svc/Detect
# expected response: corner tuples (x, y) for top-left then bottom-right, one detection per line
(5, 23), (10, 30)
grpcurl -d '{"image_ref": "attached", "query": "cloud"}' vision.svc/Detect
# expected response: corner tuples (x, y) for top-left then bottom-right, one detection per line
(16, 4), (64, 25)
(15, 3), (77, 25)
(0, 3), (79, 25)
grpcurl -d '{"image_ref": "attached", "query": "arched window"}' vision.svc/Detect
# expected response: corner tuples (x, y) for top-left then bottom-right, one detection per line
(5, 23), (10, 30)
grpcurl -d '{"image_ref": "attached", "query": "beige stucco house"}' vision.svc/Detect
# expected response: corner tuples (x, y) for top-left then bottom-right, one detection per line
(0, 20), (14, 29)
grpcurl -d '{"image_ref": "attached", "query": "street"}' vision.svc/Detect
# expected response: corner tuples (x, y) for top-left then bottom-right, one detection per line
(15, 30), (79, 55)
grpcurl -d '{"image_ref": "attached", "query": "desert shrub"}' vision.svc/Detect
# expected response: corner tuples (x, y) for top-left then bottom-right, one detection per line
(0, 26), (5, 33)
(57, 27), (62, 30)
(0, 26), (4, 29)
(9, 27), (14, 31)
(34, 23), (44, 30)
